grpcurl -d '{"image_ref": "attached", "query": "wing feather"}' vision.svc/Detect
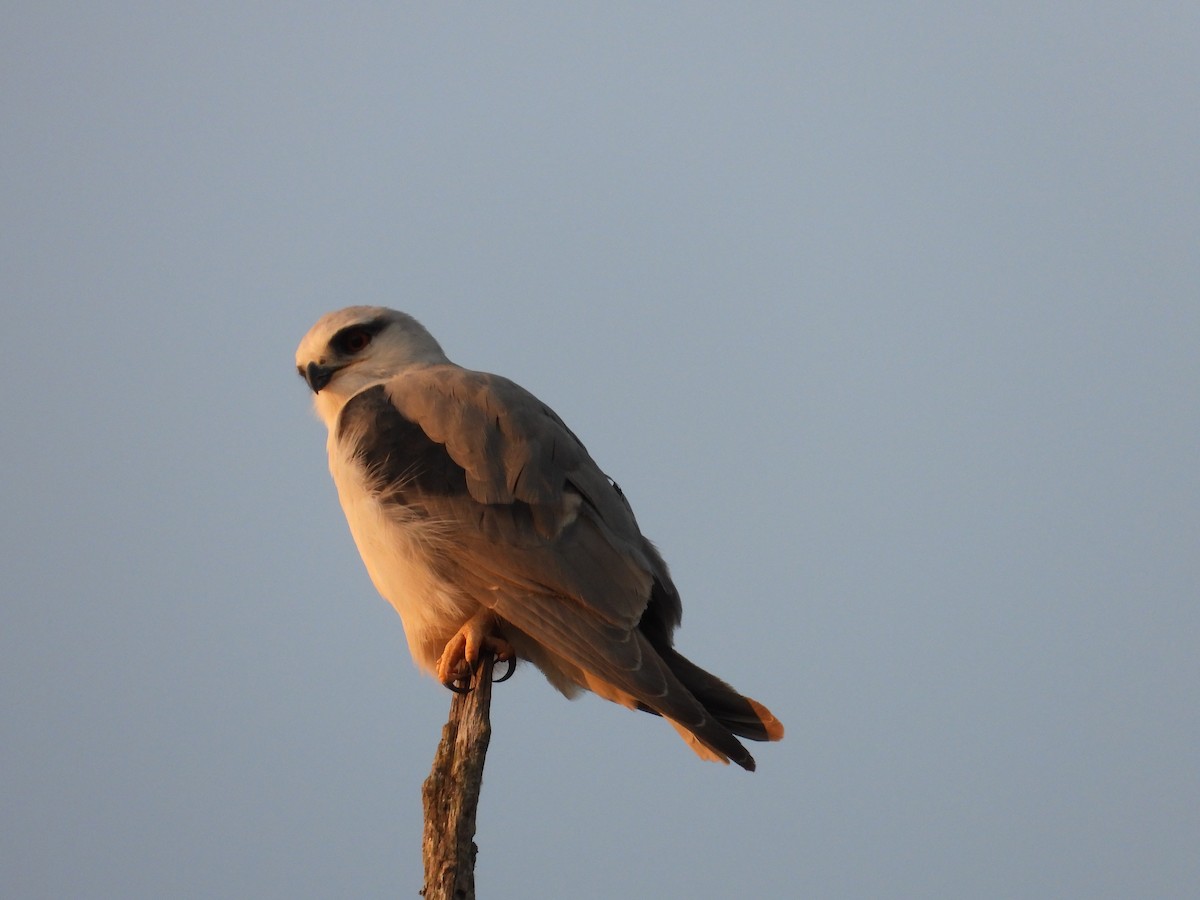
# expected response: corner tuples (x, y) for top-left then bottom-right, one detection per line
(339, 365), (752, 766)
(383, 365), (671, 628)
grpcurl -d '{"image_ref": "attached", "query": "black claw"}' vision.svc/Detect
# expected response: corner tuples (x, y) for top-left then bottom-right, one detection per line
(443, 651), (512, 693)
(493, 656), (516, 683)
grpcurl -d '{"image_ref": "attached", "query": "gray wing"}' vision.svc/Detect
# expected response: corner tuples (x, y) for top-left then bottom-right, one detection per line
(337, 366), (753, 764)
(378, 363), (679, 634)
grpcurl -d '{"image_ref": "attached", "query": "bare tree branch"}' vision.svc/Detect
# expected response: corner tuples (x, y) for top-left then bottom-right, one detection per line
(420, 654), (494, 900)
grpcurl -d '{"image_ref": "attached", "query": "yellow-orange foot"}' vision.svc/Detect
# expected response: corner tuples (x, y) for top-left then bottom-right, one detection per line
(436, 613), (515, 693)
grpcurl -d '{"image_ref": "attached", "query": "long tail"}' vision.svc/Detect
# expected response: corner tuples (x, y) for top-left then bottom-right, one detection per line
(658, 646), (784, 765)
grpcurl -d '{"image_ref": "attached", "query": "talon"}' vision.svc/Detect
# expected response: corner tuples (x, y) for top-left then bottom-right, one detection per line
(435, 613), (516, 692)
(493, 656), (516, 683)
(440, 657), (474, 692)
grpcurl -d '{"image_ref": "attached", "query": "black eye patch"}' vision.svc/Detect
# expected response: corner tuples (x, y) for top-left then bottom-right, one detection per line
(330, 318), (388, 356)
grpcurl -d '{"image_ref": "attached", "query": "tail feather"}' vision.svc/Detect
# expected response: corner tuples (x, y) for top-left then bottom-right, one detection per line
(577, 655), (758, 769)
(665, 716), (746, 768)
(660, 646), (785, 743)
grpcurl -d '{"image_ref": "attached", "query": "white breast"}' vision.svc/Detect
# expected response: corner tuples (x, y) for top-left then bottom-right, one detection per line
(327, 435), (477, 675)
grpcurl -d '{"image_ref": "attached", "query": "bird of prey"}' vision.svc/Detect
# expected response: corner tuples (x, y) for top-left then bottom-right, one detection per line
(295, 307), (783, 770)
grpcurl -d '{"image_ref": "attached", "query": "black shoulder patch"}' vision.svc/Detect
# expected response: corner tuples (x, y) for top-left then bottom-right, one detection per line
(337, 385), (468, 503)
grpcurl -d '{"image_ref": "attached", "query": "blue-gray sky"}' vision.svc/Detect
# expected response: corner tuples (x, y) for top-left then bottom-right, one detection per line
(3, 4), (1197, 898)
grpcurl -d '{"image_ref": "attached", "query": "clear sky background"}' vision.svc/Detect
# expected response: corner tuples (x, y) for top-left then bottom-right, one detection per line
(3, 4), (1197, 898)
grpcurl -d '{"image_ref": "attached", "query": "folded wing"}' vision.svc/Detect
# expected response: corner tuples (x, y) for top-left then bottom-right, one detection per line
(337, 364), (778, 768)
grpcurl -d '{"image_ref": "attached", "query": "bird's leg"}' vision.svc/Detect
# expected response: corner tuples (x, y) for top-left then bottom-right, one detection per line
(437, 609), (515, 693)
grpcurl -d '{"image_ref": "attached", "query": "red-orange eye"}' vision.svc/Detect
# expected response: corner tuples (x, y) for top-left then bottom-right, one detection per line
(338, 328), (372, 354)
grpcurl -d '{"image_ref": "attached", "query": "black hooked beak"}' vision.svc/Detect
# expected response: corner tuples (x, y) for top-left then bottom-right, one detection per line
(303, 361), (342, 393)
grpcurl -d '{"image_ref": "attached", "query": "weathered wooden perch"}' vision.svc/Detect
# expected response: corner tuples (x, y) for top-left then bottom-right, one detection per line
(420, 653), (495, 900)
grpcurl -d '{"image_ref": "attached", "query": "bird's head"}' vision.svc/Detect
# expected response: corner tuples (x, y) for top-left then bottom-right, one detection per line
(295, 306), (448, 424)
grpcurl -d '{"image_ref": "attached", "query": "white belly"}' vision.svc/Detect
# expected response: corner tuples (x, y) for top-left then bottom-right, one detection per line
(329, 446), (477, 675)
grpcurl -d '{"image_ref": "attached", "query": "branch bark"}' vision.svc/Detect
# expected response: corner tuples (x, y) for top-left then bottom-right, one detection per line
(420, 654), (494, 900)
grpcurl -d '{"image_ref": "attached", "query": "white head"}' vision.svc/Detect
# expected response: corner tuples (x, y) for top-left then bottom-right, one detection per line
(295, 306), (449, 425)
